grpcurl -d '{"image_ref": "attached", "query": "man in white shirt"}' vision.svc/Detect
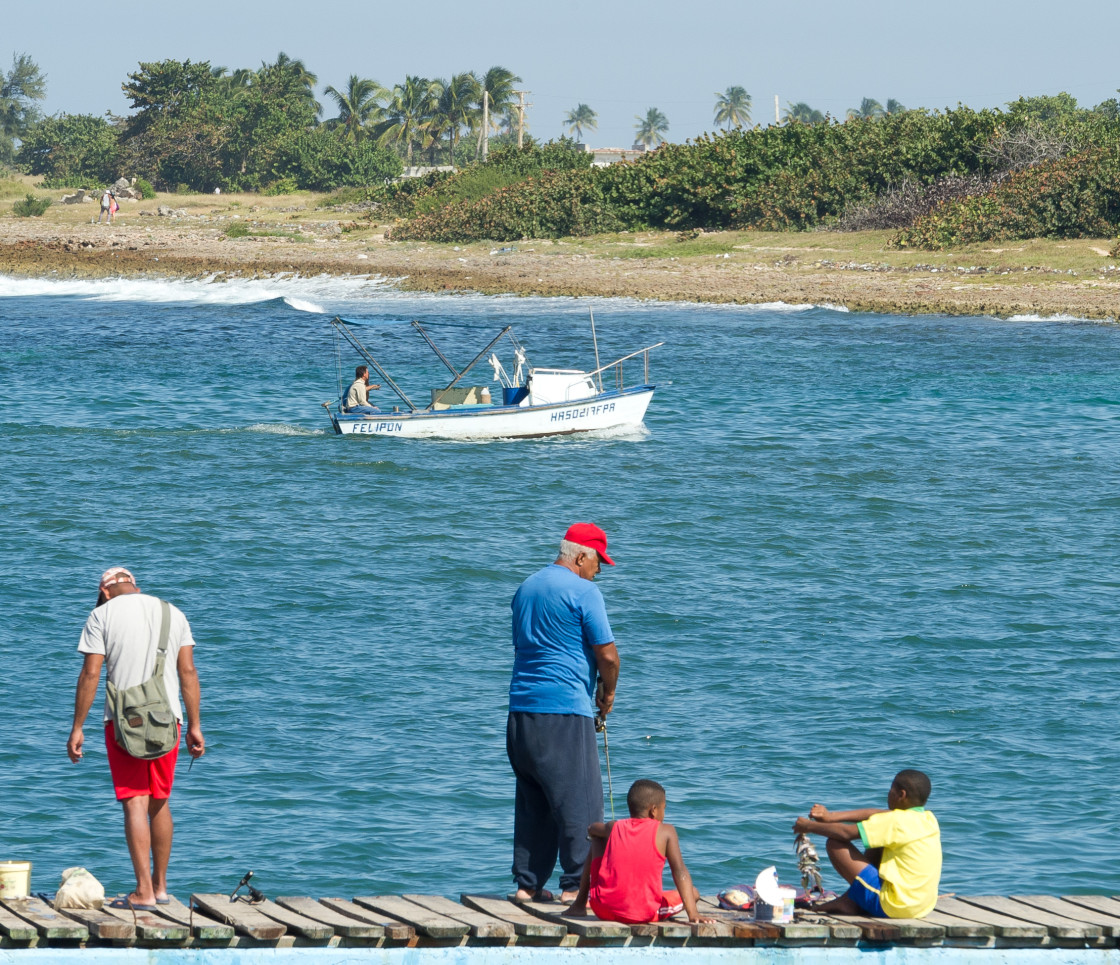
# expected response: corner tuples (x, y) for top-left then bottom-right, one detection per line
(68, 567), (205, 910)
(345, 365), (381, 413)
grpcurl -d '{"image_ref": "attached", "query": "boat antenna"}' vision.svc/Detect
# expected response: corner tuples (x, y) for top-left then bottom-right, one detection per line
(334, 325), (343, 405)
(589, 309), (603, 393)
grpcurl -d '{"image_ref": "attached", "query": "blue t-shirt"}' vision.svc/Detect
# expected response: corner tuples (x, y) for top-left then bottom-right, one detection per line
(509, 564), (614, 716)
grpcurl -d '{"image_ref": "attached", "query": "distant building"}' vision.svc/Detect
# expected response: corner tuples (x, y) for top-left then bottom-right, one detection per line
(576, 144), (648, 167)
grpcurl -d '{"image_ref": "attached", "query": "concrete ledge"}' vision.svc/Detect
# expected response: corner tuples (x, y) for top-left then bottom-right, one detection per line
(5, 947), (1120, 965)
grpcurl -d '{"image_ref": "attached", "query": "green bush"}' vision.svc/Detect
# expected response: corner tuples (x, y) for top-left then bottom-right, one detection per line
(135, 177), (156, 199)
(269, 128), (403, 192)
(18, 114), (120, 184)
(264, 177), (299, 196)
(224, 221), (250, 237)
(893, 148), (1120, 250)
(392, 108), (1003, 240)
(12, 193), (52, 216)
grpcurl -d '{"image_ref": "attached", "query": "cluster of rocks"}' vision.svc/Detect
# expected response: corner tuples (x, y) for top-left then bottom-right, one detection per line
(138, 206), (188, 218)
(61, 177), (144, 204)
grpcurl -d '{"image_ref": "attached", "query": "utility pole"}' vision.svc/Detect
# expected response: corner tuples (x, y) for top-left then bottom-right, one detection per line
(774, 94), (780, 125)
(482, 89), (490, 160)
(512, 90), (532, 149)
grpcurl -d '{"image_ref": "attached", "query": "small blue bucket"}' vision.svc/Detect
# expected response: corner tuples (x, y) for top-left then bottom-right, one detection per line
(503, 386), (529, 406)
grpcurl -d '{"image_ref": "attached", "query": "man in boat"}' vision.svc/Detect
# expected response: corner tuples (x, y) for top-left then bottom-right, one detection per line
(344, 365), (382, 413)
(67, 567), (205, 910)
(507, 523), (620, 903)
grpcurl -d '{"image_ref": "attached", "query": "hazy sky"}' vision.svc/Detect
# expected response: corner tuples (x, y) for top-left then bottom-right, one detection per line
(6, 0), (1118, 147)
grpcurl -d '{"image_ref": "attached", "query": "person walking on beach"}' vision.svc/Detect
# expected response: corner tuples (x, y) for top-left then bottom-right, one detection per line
(67, 567), (205, 909)
(97, 189), (115, 224)
(507, 523), (620, 902)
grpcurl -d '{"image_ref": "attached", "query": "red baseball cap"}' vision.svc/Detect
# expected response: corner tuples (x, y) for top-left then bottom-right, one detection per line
(564, 522), (614, 566)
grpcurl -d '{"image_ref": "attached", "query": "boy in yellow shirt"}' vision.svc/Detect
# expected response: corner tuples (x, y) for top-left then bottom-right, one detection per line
(792, 769), (941, 919)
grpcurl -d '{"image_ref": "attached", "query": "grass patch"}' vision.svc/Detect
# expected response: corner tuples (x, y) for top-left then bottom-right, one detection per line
(223, 221), (309, 241)
(0, 177), (31, 200)
(553, 229), (1118, 275)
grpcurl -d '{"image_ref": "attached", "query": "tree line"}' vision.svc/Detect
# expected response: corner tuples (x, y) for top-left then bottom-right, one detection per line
(4, 54), (534, 192)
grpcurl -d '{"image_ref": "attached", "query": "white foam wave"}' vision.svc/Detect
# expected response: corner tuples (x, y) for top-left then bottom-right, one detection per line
(283, 296), (327, 314)
(1006, 313), (1101, 323)
(0, 273), (393, 309)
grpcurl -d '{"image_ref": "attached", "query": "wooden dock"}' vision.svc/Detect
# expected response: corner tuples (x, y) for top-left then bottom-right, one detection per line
(3, 892), (1120, 951)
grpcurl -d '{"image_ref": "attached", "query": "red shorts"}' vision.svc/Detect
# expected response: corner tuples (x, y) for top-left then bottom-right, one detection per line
(103, 722), (180, 800)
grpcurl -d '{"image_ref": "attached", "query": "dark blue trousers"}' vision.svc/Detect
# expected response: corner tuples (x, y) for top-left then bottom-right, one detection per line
(507, 711), (604, 893)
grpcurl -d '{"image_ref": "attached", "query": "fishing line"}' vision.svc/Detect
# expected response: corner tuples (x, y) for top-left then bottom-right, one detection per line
(602, 723), (615, 820)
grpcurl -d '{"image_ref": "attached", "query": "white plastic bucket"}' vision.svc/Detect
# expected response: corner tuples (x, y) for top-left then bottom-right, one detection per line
(0, 860), (31, 899)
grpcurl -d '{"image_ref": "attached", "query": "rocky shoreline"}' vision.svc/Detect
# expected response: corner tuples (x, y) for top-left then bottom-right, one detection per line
(2, 215), (1117, 320)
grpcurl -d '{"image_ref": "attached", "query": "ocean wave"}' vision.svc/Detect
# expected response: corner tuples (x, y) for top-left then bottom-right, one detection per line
(0, 273), (393, 308)
(1006, 312), (1105, 323)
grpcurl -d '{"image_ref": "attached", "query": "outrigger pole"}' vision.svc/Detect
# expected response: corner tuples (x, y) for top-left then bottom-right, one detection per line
(330, 316), (417, 412)
(428, 326), (512, 411)
(411, 321), (460, 378)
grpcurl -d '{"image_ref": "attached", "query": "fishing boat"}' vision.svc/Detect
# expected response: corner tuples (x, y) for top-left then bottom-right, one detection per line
(323, 316), (661, 440)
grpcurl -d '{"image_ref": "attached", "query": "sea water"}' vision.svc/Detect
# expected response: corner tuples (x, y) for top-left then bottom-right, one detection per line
(1, 274), (1117, 901)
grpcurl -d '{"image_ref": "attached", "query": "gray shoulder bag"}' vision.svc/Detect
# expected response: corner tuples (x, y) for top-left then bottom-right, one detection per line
(105, 600), (179, 759)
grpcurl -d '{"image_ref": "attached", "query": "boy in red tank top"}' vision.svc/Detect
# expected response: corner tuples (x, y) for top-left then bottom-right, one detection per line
(565, 780), (714, 925)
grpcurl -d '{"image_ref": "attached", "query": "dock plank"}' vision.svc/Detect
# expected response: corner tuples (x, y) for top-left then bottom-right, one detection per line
(789, 911), (862, 942)
(151, 896), (234, 941)
(45, 905), (134, 942)
(1013, 896), (1120, 937)
(97, 904), (187, 943)
(695, 897), (772, 941)
(460, 895), (569, 940)
(0, 902), (39, 942)
(317, 899), (410, 940)
(920, 907), (996, 940)
(0, 898), (88, 941)
(249, 898), (333, 940)
(275, 897), (383, 939)
(1064, 896), (1120, 920)
(518, 899), (633, 941)
(401, 894), (512, 939)
(191, 893), (286, 940)
(353, 895), (468, 939)
(936, 897), (1047, 940)
(958, 895), (1098, 940)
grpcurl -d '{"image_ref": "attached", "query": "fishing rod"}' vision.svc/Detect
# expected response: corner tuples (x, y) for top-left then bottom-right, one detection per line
(595, 679), (615, 820)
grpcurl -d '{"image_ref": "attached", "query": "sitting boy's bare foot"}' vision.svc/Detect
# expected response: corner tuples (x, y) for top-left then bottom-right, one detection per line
(565, 902), (588, 917)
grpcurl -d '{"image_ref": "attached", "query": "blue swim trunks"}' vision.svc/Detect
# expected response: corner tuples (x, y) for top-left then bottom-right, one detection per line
(847, 866), (887, 918)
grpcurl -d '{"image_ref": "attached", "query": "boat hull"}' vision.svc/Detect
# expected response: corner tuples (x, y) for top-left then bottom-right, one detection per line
(334, 386), (654, 439)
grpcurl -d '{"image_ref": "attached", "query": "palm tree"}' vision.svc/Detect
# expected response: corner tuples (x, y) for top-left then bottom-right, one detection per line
(713, 86), (751, 130)
(324, 75), (386, 143)
(434, 72), (481, 165)
(846, 97), (885, 120)
(784, 102), (825, 124)
(633, 107), (669, 148)
(271, 51), (320, 115)
(475, 66), (521, 158)
(378, 75), (440, 166)
(564, 103), (598, 141)
(885, 98), (907, 115)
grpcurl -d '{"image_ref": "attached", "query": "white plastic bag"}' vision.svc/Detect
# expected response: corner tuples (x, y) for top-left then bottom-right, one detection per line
(54, 867), (105, 910)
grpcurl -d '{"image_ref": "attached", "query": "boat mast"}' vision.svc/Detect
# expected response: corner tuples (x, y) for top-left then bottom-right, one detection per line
(330, 316), (417, 412)
(428, 326), (512, 410)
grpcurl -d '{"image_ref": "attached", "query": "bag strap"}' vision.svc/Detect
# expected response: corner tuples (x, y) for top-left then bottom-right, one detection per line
(152, 599), (171, 677)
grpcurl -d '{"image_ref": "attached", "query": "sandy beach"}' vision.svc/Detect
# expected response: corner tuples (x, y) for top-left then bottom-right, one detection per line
(2, 191), (1117, 318)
